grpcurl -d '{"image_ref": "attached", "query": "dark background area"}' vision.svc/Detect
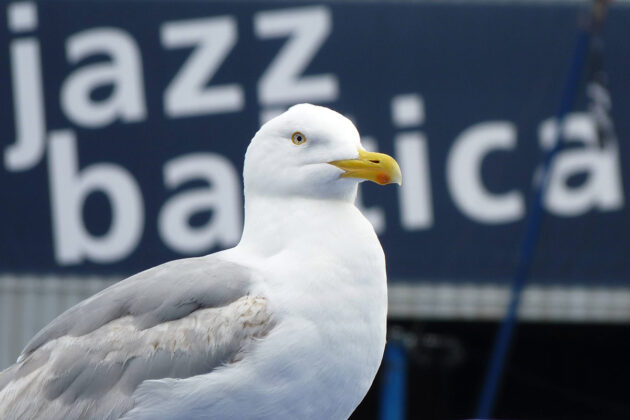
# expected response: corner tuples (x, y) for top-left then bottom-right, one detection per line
(353, 321), (630, 420)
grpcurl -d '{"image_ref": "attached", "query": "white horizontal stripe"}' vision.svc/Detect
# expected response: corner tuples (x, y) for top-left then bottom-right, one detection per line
(388, 281), (630, 323)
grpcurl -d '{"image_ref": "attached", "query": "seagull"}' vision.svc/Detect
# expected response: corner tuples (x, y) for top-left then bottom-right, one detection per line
(0, 103), (402, 419)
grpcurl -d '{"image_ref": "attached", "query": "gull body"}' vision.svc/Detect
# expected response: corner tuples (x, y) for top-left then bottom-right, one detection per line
(0, 104), (401, 419)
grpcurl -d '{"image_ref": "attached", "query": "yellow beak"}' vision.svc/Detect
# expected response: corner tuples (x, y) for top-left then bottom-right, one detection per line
(329, 149), (402, 186)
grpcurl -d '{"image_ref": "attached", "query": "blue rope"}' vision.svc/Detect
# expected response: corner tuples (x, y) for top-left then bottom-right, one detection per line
(379, 340), (408, 420)
(475, 29), (591, 420)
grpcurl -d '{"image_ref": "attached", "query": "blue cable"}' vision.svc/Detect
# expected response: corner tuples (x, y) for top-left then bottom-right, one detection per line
(475, 29), (592, 420)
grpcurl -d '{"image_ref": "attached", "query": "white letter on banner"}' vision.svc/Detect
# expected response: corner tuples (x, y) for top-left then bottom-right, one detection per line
(161, 16), (243, 118)
(4, 2), (46, 171)
(61, 28), (147, 128)
(48, 130), (144, 265)
(395, 132), (434, 229)
(447, 121), (524, 224)
(158, 153), (242, 255)
(255, 6), (338, 106)
(539, 113), (624, 217)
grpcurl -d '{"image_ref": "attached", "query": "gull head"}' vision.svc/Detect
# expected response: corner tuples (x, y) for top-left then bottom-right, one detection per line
(243, 104), (401, 202)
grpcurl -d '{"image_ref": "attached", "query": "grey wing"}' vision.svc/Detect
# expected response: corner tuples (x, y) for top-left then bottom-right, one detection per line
(0, 255), (274, 420)
(20, 255), (252, 360)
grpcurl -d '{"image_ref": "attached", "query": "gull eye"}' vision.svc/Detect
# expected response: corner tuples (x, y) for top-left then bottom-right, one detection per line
(291, 132), (307, 145)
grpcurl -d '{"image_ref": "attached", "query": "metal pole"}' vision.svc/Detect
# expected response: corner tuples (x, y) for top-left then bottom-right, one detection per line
(379, 340), (408, 420)
(474, 1), (610, 415)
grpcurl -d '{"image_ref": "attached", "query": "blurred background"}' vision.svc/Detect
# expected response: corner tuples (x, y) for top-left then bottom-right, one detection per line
(1, 0), (629, 418)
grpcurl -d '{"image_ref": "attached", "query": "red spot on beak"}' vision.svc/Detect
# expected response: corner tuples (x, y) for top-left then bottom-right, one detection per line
(376, 173), (390, 185)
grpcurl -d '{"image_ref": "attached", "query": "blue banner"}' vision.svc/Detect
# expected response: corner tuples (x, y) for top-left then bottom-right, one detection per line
(1, 1), (629, 286)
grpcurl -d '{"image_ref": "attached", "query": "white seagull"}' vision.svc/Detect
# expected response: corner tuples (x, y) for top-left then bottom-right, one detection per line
(0, 104), (402, 419)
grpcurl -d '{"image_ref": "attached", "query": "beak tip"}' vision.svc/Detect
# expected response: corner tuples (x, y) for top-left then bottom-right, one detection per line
(392, 168), (403, 187)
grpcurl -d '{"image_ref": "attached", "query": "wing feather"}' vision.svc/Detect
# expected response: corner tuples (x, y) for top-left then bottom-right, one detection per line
(20, 255), (251, 359)
(0, 255), (274, 420)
